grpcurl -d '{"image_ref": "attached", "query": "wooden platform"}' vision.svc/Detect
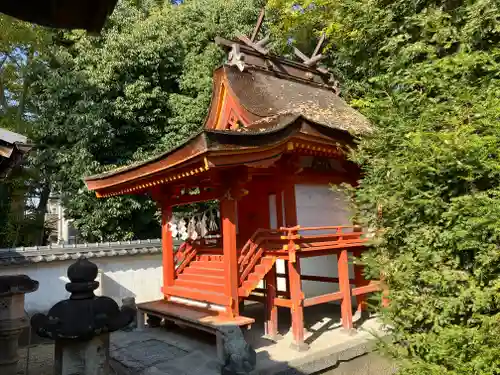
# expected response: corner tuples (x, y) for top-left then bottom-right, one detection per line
(137, 300), (255, 332)
(137, 299), (255, 362)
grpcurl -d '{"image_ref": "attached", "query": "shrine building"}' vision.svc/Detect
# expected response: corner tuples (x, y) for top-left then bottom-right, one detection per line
(84, 29), (382, 350)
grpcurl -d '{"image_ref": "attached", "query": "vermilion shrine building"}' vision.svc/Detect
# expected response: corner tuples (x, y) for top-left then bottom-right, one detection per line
(85, 33), (382, 350)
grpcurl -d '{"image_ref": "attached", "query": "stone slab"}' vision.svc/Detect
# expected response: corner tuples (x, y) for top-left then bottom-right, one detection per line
(109, 303), (389, 375)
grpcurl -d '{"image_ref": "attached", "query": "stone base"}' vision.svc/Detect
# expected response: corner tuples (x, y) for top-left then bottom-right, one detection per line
(262, 333), (284, 342)
(290, 341), (310, 352)
(54, 334), (110, 375)
(340, 328), (358, 337)
(0, 329), (24, 375)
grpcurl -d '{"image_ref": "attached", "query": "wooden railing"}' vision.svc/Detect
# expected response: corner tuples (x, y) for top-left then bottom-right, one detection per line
(174, 225), (368, 287)
(174, 241), (196, 275)
(280, 225), (366, 253)
(174, 230), (222, 275)
(237, 229), (282, 284)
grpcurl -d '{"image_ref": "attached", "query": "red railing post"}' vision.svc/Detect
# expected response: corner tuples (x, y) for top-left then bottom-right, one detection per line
(338, 248), (354, 331)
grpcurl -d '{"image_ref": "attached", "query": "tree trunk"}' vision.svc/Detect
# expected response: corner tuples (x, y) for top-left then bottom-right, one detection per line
(35, 182), (51, 246)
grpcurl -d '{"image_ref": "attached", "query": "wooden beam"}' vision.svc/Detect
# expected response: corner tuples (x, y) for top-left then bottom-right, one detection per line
(221, 197), (239, 317)
(252, 288), (288, 297)
(170, 188), (224, 206)
(274, 298), (292, 308)
(312, 33), (326, 57)
(303, 292), (343, 307)
(236, 33), (269, 55)
(250, 8), (265, 42)
(351, 282), (382, 296)
(162, 205), (175, 291)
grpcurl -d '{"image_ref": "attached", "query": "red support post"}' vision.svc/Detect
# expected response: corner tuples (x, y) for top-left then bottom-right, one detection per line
(288, 256), (308, 351)
(338, 249), (354, 331)
(162, 205), (175, 294)
(221, 197), (239, 317)
(264, 264), (281, 341)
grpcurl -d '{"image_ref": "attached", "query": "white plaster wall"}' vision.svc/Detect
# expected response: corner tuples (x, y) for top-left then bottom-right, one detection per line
(268, 194), (288, 292)
(295, 184), (355, 298)
(0, 255), (163, 314)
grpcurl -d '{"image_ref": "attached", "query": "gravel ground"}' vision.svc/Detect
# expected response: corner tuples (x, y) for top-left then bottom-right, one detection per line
(17, 344), (54, 375)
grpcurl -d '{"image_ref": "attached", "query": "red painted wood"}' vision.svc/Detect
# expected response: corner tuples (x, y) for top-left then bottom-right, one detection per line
(162, 205), (175, 292)
(221, 197), (239, 317)
(303, 291), (343, 307)
(276, 190), (284, 228)
(240, 247), (264, 283)
(174, 244), (196, 276)
(265, 264), (278, 338)
(351, 282), (382, 296)
(282, 182), (297, 301)
(274, 298), (293, 308)
(283, 182), (298, 227)
(338, 249), (353, 330)
(137, 300), (254, 329)
(236, 178), (271, 242)
(181, 266), (224, 277)
(177, 273), (225, 283)
(252, 288), (288, 297)
(164, 286), (229, 306)
(170, 188), (225, 206)
(175, 279), (226, 294)
(190, 260), (225, 269)
(288, 257), (305, 348)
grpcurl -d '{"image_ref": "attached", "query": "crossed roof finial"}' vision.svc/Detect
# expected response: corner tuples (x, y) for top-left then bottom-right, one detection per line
(227, 9), (331, 78)
(292, 33), (329, 74)
(235, 9), (270, 55)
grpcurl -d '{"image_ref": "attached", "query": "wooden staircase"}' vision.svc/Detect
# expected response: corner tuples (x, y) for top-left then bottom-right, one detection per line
(238, 256), (275, 297)
(168, 229), (280, 311)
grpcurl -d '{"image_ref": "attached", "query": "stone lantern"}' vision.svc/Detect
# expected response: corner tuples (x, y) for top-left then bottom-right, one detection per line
(31, 257), (135, 375)
(0, 274), (39, 375)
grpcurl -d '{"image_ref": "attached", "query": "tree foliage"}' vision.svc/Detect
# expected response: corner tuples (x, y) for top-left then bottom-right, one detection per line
(31, 0), (263, 241)
(0, 14), (55, 247)
(269, 0), (500, 374)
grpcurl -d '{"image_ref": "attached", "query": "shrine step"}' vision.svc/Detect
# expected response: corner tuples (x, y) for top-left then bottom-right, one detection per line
(238, 256), (276, 298)
(164, 286), (228, 306)
(177, 273), (225, 283)
(175, 279), (225, 294)
(181, 266), (224, 277)
(189, 260), (225, 269)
